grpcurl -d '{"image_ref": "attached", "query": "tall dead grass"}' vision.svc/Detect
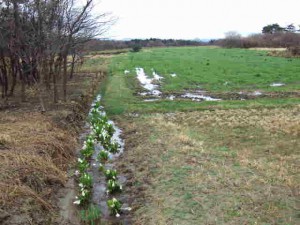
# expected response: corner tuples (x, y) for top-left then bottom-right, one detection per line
(0, 111), (77, 222)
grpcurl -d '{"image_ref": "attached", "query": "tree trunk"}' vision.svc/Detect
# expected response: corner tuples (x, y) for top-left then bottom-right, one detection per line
(53, 55), (62, 103)
(21, 76), (26, 102)
(62, 53), (67, 102)
(69, 52), (76, 79)
(44, 58), (51, 90)
(9, 57), (17, 96)
(0, 55), (9, 98)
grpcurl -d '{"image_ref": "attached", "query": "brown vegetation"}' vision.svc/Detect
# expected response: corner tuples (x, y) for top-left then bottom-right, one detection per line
(117, 106), (300, 224)
(217, 31), (300, 57)
(84, 38), (207, 52)
(0, 70), (105, 224)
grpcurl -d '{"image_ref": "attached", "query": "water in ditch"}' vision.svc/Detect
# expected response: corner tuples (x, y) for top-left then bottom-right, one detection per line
(60, 95), (131, 225)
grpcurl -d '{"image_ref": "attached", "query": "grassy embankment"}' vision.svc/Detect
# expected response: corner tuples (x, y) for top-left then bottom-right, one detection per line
(98, 46), (299, 224)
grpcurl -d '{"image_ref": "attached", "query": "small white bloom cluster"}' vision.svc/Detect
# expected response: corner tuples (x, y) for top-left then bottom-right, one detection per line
(107, 198), (122, 217)
(78, 158), (83, 163)
(73, 196), (81, 205)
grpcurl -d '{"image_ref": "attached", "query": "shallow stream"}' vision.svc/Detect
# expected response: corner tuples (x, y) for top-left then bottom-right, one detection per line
(59, 95), (131, 225)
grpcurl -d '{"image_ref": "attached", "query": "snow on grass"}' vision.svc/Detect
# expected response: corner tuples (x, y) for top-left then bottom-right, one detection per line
(136, 67), (158, 91)
(181, 93), (221, 101)
(270, 83), (285, 87)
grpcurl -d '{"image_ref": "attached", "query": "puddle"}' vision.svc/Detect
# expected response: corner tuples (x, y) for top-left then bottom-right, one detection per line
(251, 91), (263, 96)
(181, 93), (221, 101)
(270, 83), (285, 87)
(151, 90), (162, 96)
(143, 98), (160, 102)
(238, 91), (263, 97)
(139, 90), (162, 96)
(167, 95), (176, 100)
(135, 68), (223, 102)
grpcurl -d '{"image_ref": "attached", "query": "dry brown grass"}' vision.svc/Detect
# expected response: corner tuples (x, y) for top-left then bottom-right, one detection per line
(249, 47), (287, 51)
(0, 111), (76, 223)
(0, 73), (103, 224)
(118, 105), (300, 225)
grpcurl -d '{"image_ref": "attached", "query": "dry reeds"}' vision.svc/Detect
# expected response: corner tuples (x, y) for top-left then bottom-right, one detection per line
(0, 112), (76, 216)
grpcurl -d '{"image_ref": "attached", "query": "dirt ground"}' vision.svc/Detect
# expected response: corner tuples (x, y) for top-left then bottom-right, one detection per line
(0, 72), (104, 225)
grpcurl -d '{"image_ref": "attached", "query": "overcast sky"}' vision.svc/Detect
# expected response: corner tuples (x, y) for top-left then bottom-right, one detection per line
(93, 0), (300, 40)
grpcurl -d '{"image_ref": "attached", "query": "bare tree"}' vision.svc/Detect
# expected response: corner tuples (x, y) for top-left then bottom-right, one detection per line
(0, 0), (113, 107)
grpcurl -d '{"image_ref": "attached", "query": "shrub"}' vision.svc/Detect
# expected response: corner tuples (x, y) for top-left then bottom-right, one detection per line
(288, 46), (300, 56)
(132, 44), (142, 52)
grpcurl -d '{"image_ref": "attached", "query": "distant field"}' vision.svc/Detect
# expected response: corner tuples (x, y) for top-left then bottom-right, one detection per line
(111, 46), (300, 92)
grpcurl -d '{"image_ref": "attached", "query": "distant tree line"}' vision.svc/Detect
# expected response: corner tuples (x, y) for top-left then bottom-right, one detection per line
(216, 23), (300, 55)
(0, 0), (110, 105)
(84, 38), (208, 52)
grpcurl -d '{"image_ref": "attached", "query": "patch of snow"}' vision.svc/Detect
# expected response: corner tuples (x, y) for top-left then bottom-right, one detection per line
(151, 90), (162, 96)
(124, 70), (130, 74)
(181, 93), (221, 101)
(170, 73), (177, 77)
(144, 99), (160, 102)
(270, 83), (285, 87)
(167, 95), (175, 100)
(136, 67), (158, 91)
(153, 71), (163, 80)
(139, 92), (148, 96)
(252, 91), (262, 96)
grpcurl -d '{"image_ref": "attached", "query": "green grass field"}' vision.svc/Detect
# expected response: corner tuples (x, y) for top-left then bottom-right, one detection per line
(111, 46), (300, 92)
(97, 47), (300, 115)
(86, 47), (299, 224)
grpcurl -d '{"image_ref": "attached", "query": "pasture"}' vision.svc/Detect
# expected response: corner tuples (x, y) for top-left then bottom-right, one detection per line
(97, 46), (300, 224)
(99, 47), (299, 115)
